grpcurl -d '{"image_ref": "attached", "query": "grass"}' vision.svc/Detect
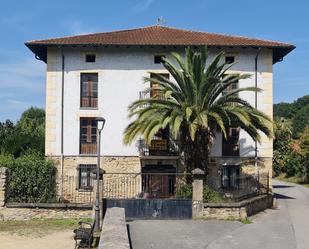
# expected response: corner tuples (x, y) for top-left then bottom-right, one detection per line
(0, 218), (92, 237)
(240, 217), (252, 224)
(275, 174), (309, 187)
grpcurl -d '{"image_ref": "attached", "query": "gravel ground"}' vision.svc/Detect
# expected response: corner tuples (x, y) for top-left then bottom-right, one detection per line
(0, 230), (74, 249)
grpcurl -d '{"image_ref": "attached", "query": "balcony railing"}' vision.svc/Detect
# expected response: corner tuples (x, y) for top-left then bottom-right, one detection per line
(81, 97), (98, 108)
(138, 138), (179, 156)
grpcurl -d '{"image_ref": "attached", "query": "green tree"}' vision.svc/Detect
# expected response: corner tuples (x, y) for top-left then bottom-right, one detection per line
(16, 107), (45, 156)
(274, 103), (296, 119)
(299, 126), (309, 182)
(273, 95), (309, 120)
(292, 104), (309, 138)
(273, 119), (293, 176)
(124, 47), (272, 174)
(0, 120), (17, 154)
(0, 107), (45, 157)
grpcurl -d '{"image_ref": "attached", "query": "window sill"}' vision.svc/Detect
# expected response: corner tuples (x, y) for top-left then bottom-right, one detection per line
(79, 107), (99, 110)
(79, 154), (97, 156)
(77, 188), (94, 192)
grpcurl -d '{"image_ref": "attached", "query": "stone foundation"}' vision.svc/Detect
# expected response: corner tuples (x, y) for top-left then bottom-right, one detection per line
(0, 207), (92, 221)
(49, 156), (142, 202)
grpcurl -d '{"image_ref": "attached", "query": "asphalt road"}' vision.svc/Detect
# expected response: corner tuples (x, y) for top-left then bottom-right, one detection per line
(129, 180), (309, 249)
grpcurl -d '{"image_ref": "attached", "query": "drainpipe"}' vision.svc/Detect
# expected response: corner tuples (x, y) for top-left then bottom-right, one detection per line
(254, 47), (261, 184)
(60, 47), (65, 201)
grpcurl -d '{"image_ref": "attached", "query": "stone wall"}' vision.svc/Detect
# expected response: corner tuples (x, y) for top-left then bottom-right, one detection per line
(99, 207), (130, 249)
(0, 207), (92, 221)
(0, 167), (7, 207)
(50, 156), (141, 202)
(201, 194), (273, 220)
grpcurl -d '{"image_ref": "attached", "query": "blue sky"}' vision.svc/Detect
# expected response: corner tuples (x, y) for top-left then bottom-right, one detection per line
(0, 0), (308, 122)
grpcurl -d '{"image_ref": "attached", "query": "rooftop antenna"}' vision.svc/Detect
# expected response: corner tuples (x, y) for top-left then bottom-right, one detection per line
(156, 16), (165, 26)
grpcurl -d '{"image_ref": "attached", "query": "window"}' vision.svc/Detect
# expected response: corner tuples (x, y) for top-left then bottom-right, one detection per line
(80, 118), (97, 154)
(154, 55), (165, 64)
(150, 73), (169, 99)
(225, 56), (235, 64)
(222, 127), (240, 156)
(78, 164), (96, 190)
(80, 73), (98, 108)
(86, 54), (96, 63)
(222, 80), (238, 96)
(221, 165), (240, 189)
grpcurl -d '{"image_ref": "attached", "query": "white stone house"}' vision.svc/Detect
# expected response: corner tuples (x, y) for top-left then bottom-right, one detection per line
(26, 26), (294, 201)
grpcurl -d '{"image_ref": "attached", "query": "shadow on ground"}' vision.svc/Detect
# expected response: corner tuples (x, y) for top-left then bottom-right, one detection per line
(274, 193), (295, 199)
(273, 185), (294, 189)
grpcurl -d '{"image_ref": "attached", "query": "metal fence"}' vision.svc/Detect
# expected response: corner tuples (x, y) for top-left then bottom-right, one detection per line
(208, 172), (270, 201)
(102, 173), (191, 199)
(6, 169), (270, 204)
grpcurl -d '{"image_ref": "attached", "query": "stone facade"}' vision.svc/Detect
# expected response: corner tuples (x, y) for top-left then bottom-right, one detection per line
(49, 156), (141, 202)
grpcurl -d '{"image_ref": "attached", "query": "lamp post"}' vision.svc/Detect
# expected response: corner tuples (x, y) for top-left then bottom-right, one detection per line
(94, 117), (106, 233)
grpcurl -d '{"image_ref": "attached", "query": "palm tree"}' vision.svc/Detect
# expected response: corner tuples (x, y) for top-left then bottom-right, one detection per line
(124, 47), (272, 174)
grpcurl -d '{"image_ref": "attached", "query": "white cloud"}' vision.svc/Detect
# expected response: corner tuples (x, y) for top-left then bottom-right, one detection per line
(0, 57), (45, 121)
(131, 0), (154, 12)
(69, 20), (97, 35)
(0, 58), (45, 89)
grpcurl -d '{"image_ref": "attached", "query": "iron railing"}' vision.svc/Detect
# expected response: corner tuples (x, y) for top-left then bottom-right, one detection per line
(6, 168), (270, 204)
(207, 172), (270, 201)
(102, 173), (191, 199)
(138, 138), (179, 156)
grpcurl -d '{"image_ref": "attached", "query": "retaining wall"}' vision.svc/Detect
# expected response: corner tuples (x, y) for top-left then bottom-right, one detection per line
(99, 207), (130, 249)
(201, 194), (273, 220)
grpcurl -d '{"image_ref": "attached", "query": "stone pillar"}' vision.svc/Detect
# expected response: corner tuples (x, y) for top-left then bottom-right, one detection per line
(192, 168), (204, 219)
(0, 167), (8, 207)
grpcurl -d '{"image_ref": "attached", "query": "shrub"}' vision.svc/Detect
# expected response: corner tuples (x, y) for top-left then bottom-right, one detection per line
(203, 186), (223, 203)
(176, 184), (223, 202)
(284, 152), (303, 177)
(0, 154), (14, 168)
(176, 184), (192, 199)
(0, 152), (57, 203)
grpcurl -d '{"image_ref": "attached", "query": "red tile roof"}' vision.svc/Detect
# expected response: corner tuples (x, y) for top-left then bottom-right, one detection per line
(25, 26), (295, 63)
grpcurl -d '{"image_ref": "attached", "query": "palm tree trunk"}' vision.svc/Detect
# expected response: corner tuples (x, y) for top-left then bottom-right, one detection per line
(180, 127), (210, 183)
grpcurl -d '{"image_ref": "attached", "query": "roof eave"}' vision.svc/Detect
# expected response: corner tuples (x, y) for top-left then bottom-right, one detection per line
(25, 43), (296, 64)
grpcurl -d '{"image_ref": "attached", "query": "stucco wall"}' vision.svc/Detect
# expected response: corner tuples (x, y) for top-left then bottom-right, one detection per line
(45, 47), (273, 158)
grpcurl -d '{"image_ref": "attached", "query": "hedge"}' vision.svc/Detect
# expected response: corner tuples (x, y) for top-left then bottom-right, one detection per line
(0, 152), (57, 203)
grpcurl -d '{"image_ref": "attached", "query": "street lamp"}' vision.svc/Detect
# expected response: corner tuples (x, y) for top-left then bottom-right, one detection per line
(94, 117), (106, 233)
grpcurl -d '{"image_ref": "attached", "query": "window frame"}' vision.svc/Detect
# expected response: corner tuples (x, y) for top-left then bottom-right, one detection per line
(80, 117), (97, 155)
(85, 54), (96, 63)
(222, 127), (240, 156)
(154, 55), (166, 64)
(80, 73), (98, 109)
(150, 73), (169, 99)
(221, 165), (241, 189)
(225, 55), (235, 64)
(77, 164), (96, 191)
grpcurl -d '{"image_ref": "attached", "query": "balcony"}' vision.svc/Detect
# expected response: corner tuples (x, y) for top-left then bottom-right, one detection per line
(138, 138), (179, 157)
